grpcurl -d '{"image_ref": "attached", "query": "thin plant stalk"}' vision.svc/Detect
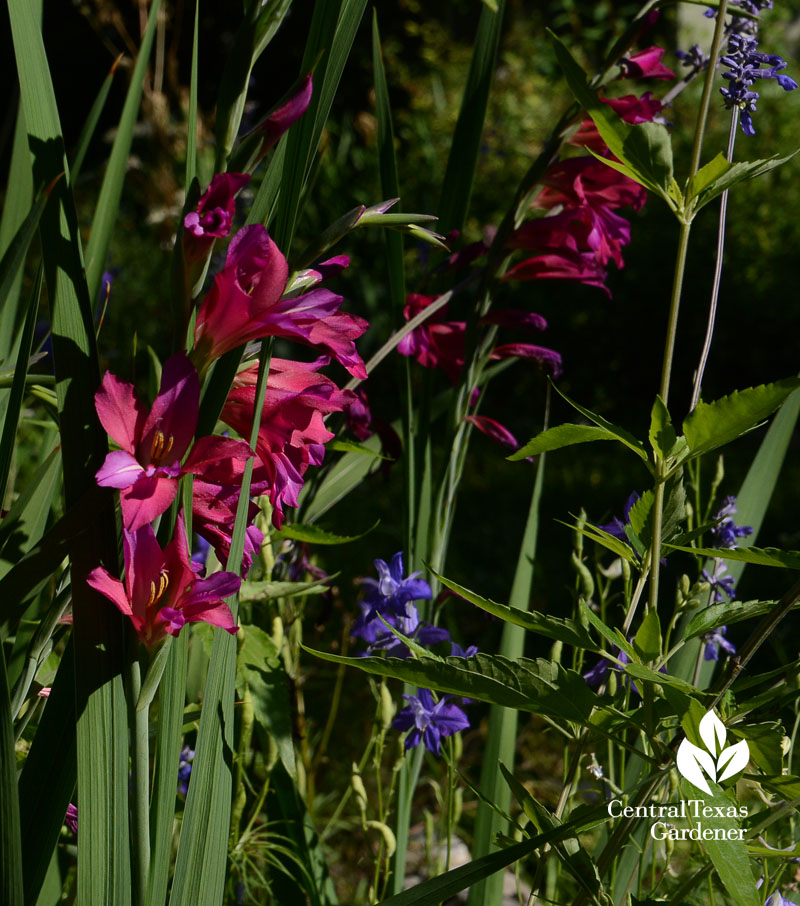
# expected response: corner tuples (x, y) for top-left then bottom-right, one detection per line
(690, 108), (739, 411)
(128, 650), (150, 906)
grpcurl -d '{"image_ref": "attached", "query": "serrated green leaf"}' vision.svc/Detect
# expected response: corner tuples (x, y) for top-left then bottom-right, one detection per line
(578, 602), (635, 660)
(687, 152), (732, 201)
(633, 608), (662, 662)
(237, 624), (295, 778)
(732, 722), (783, 776)
(509, 423), (634, 461)
(551, 384), (649, 463)
(665, 543), (800, 569)
(550, 31), (675, 205)
(624, 663), (698, 694)
(239, 578), (330, 602)
(684, 598), (780, 639)
(277, 519), (378, 545)
(759, 774), (800, 801)
(565, 519), (639, 565)
(432, 569), (598, 650)
(628, 490), (654, 544)
(683, 379), (800, 456)
(303, 649), (598, 724)
(680, 779), (759, 906)
(692, 151), (799, 214)
(649, 395), (676, 461)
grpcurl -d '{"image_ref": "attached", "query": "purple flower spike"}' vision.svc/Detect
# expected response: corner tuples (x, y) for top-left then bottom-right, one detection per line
(392, 688), (470, 754)
(703, 625), (737, 661)
(65, 803), (78, 837)
(361, 552), (432, 619)
(710, 496), (753, 549)
(702, 558), (738, 603)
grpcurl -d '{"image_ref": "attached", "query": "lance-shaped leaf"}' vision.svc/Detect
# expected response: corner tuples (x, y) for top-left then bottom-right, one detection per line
(549, 30), (676, 207)
(683, 379), (800, 457)
(689, 151), (799, 214)
(509, 423), (640, 461)
(684, 598), (780, 639)
(664, 543), (800, 569)
(677, 739), (717, 794)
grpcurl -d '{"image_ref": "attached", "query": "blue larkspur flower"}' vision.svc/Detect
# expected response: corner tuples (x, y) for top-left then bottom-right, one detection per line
(352, 601), (450, 658)
(764, 892), (800, 906)
(703, 625), (737, 661)
(392, 688), (470, 754)
(596, 491), (641, 542)
(360, 552), (432, 619)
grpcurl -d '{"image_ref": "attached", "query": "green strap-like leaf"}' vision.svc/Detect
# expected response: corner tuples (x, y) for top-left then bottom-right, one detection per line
(70, 57), (120, 184)
(682, 379), (800, 457)
(276, 519), (379, 545)
(437, 0), (506, 233)
(665, 543), (800, 569)
(0, 645), (22, 906)
(84, 0), (162, 302)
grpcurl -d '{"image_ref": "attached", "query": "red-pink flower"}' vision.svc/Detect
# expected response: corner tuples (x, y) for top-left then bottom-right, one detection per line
(191, 478), (265, 576)
(87, 512), (240, 647)
(618, 47), (675, 80)
(183, 172), (250, 262)
(94, 353), (253, 530)
(397, 294), (466, 384)
(192, 225), (368, 377)
(257, 73), (313, 154)
(569, 92), (664, 152)
(503, 249), (611, 297)
(538, 157), (647, 213)
(463, 415), (519, 451)
(221, 357), (356, 528)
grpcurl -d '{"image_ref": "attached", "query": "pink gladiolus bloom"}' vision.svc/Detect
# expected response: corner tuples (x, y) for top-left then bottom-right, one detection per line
(221, 358), (356, 528)
(65, 804), (78, 837)
(490, 343), (563, 378)
(191, 477), (264, 576)
(94, 353), (253, 530)
(193, 226), (368, 377)
(538, 157), (647, 213)
(184, 172), (250, 249)
(397, 294), (466, 384)
(503, 250), (611, 297)
(463, 415), (519, 451)
(258, 73), (313, 153)
(511, 206), (631, 269)
(480, 309), (548, 331)
(569, 92), (663, 152)
(87, 512), (240, 647)
(618, 47), (675, 80)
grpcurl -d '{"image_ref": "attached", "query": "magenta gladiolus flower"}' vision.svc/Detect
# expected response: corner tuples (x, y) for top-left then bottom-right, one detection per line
(191, 477), (264, 576)
(65, 803), (78, 836)
(192, 225), (368, 377)
(397, 294), (466, 384)
(257, 73), (313, 154)
(569, 92), (664, 152)
(87, 512), (240, 647)
(183, 172), (250, 261)
(221, 357), (355, 528)
(463, 415), (519, 451)
(94, 353), (253, 530)
(618, 47), (676, 80)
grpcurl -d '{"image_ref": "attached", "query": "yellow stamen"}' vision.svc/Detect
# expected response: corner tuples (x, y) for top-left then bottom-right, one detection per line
(163, 435), (174, 458)
(150, 429), (165, 462)
(148, 580), (157, 608)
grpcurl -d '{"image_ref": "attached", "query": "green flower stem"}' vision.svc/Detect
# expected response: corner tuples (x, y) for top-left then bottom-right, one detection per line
(127, 649), (150, 906)
(391, 744), (424, 895)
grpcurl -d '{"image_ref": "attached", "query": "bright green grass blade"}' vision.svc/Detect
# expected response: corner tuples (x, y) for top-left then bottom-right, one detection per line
(0, 644), (23, 906)
(468, 453), (546, 906)
(0, 110), (34, 362)
(70, 56), (120, 184)
(246, 138), (286, 227)
(186, 0), (199, 187)
(272, 0), (368, 251)
(18, 641), (76, 905)
(214, 0), (293, 170)
(436, 0), (506, 234)
(0, 266), (42, 507)
(673, 390), (800, 688)
(84, 0), (161, 302)
(171, 342), (273, 906)
(146, 632), (188, 906)
(7, 2), (131, 902)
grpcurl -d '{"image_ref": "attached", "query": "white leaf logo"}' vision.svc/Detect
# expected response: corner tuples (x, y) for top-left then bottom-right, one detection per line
(676, 710), (749, 794)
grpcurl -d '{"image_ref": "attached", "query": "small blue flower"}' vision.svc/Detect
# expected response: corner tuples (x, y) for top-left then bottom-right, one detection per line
(178, 746), (194, 795)
(596, 491), (641, 543)
(764, 892), (800, 906)
(392, 688), (470, 754)
(702, 558), (738, 602)
(360, 552), (432, 620)
(710, 496), (753, 549)
(703, 625), (737, 661)
(352, 601), (450, 658)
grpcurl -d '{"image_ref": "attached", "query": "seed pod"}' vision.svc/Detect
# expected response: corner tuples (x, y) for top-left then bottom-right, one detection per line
(380, 682), (396, 730)
(365, 820), (397, 857)
(351, 764), (368, 814)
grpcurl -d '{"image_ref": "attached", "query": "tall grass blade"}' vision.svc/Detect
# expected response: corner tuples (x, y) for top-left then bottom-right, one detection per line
(84, 0), (162, 302)
(0, 266), (42, 507)
(186, 0), (199, 187)
(437, 0), (506, 234)
(7, 2), (130, 902)
(70, 56), (121, 184)
(272, 0), (368, 250)
(0, 644), (23, 906)
(468, 453), (546, 906)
